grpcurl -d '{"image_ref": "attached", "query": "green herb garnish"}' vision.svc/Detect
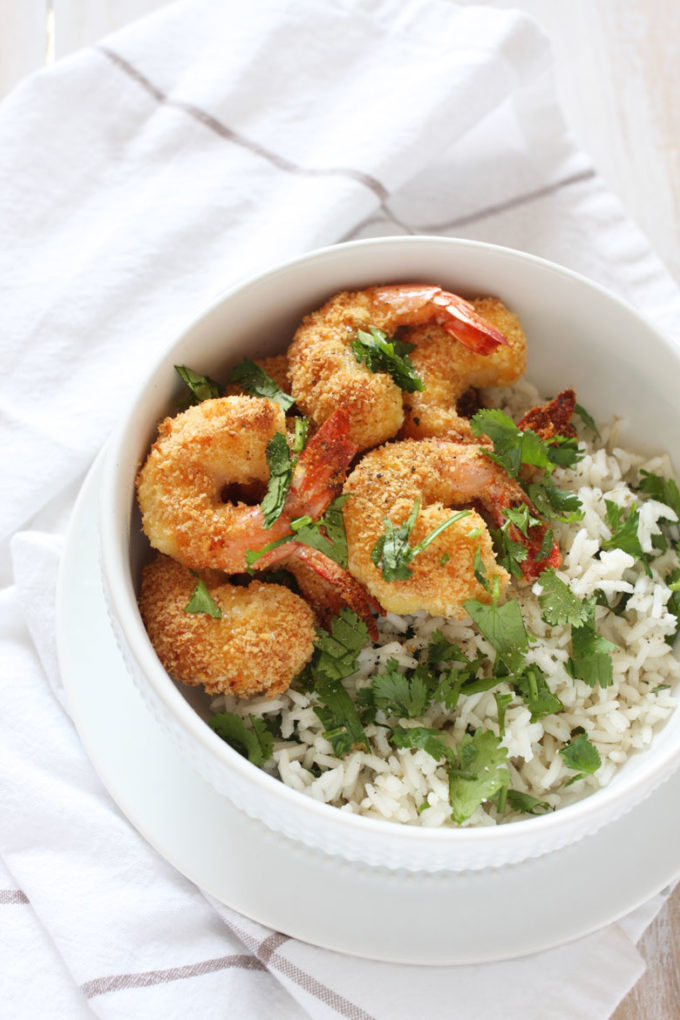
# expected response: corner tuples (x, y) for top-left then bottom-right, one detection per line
(260, 432), (294, 528)
(228, 358), (295, 410)
(313, 609), (370, 683)
(184, 573), (222, 618)
(175, 364), (223, 404)
(351, 326), (424, 392)
(463, 592), (529, 674)
(559, 732), (602, 785)
(448, 730), (510, 824)
(314, 678), (369, 755)
(505, 789), (553, 815)
(513, 665), (563, 722)
(537, 568), (591, 627)
(371, 660), (431, 719)
(371, 500), (470, 581)
(210, 712), (273, 766)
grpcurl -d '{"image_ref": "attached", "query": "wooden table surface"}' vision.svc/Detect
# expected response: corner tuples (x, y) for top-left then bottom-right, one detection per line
(1, 2), (679, 1016)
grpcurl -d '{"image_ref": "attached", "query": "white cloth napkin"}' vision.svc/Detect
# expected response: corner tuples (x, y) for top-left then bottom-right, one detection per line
(2, 0), (680, 1017)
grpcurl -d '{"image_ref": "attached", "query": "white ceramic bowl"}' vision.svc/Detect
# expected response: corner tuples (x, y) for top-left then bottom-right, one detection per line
(100, 236), (680, 872)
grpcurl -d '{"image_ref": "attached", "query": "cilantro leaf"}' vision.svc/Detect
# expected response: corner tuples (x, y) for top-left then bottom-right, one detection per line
(371, 500), (470, 581)
(389, 725), (456, 763)
(175, 364), (223, 404)
(210, 712), (273, 767)
(494, 691), (513, 737)
(260, 432), (293, 528)
(513, 665), (563, 721)
(314, 678), (369, 755)
(505, 789), (553, 815)
(291, 495), (349, 567)
(573, 401), (600, 436)
(637, 469), (680, 518)
(526, 480), (584, 523)
(538, 568), (591, 627)
(228, 358), (295, 411)
(448, 730), (510, 824)
(464, 595), (529, 674)
(471, 409), (553, 478)
(568, 611), (616, 688)
(313, 609), (370, 682)
(184, 574), (222, 618)
(471, 409), (583, 506)
(666, 565), (680, 646)
(371, 660), (430, 718)
(602, 500), (646, 561)
(559, 732), (602, 785)
(351, 326), (424, 393)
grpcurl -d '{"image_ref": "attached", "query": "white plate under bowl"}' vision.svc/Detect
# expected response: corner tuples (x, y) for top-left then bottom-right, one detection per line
(100, 236), (680, 871)
(58, 453), (680, 964)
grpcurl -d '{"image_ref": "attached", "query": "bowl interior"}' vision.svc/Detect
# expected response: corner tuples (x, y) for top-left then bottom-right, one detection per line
(103, 236), (680, 861)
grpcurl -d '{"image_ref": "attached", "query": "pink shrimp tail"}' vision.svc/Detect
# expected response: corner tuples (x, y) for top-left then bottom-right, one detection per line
(257, 541), (382, 640)
(371, 284), (508, 356)
(287, 406), (358, 520)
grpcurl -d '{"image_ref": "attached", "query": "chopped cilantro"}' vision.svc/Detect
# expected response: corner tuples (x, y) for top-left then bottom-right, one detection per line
(389, 724), (456, 763)
(513, 665), (563, 721)
(567, 598), (617, 688)
(210, 712), (273, 766)
(463, 594), (529, 674)
(471, 408), (555, 478)
(494, 691), (513, 737)
(526, 480), (584, 523)
(290, 495), (350, 567)
(637, 469), (680, 518)
(602, 500), (646, 561)
(184, 574), (222, 618)
(505, 789), (553, 815)
(228, 358), (295, 410)
(313, 609), (370, 683)
(538, 568), (591, 627)
(573, 401), (600, 436)
(314, 678), (369, 755)
(371, 500), (470, 581)
(175, 364), (223, 405)
(448, 730), (510, 824)
(490, 523), (529, 579)
(351, 326), (424, 393)
(371, 660), (430, 718)
(666, 565), (680, 645)
(260, 432), (294, 528)
(559, 732), (602, 785)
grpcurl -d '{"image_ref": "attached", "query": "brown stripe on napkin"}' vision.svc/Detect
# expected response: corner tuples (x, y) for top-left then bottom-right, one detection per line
(0, 889), (29, 903)
(97, 46), (394, 208)
(81, 954), (265, 999)
(224, 916), (375, 1020)
(339, 166), (597, 242)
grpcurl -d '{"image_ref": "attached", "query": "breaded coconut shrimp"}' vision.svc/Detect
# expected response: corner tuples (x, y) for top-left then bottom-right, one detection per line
(139, 554), (316, 697)
(399, 297), (527, 442)
(343, 439), (559, 617)
(287, 284), (509, 451)
(136, 395), (356, 574)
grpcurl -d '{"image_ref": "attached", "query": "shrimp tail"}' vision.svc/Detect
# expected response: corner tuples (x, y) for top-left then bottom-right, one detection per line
(370, 284), (508, 356)
(288, 406), (358, 519)
(258, 541), (383, 640)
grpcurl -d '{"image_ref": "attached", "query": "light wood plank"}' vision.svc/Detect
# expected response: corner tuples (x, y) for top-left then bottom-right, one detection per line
(613, 884), (680, 1019)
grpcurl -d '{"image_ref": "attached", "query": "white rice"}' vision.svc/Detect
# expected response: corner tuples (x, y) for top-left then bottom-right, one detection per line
(212, 381), (680, 826)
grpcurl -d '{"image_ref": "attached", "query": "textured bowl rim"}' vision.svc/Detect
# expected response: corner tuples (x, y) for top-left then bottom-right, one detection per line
(100, 235), (680, 865)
